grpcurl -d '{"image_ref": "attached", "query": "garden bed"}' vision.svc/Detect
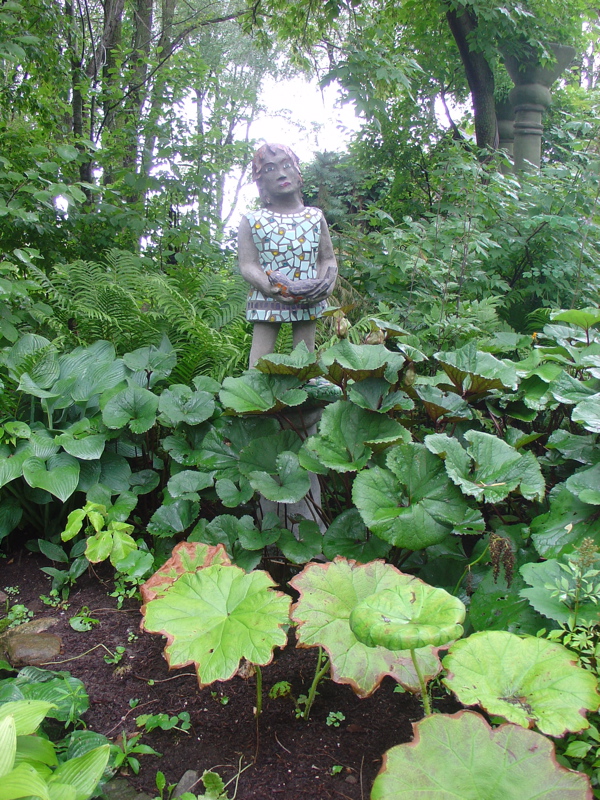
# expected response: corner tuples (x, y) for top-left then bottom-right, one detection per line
(1, 551), (461, 800)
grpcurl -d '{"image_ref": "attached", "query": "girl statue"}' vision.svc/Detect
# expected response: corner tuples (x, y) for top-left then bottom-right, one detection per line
(238, 143), (338, 367)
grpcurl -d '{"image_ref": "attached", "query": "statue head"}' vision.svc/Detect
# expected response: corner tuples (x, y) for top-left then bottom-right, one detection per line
(252, 143), (303, 206)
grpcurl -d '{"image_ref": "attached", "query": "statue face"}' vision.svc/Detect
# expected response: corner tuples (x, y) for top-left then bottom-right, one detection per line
(258, 148), (302, 201)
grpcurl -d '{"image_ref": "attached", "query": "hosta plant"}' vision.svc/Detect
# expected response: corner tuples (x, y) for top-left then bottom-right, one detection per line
(0, 699), (110, 800)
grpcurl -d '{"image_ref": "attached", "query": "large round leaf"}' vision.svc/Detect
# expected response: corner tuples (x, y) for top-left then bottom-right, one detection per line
(371, 711), (592, 800)
(247, 451), (311, 503)
(320, 340), (405, 383)
(219, 372), (306, 413)
(435, 342), (519, 394)
(353, 444), (477, 550)
(323, 509), (390, 562)
(158, 384), (215, 426)
(141, 542), (231, 603)
(290, 558), (442, 698)
(141, 563), (291, 687)
(520, 559), (600, 626)
(238, 430), (302, 476)
(443, 631), (600, 736)
(254, 341), (322, 381)
(349, 584), (465, 650)
(102, 385), (159, 433)
(22, 454), (80, 502)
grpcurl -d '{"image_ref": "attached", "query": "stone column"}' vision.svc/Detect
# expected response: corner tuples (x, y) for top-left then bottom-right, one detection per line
(495, 98), (515, 173)
(502, 44), (575, 171)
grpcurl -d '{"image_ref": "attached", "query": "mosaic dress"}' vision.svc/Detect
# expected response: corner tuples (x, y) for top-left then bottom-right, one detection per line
(244, 206), (326, 323)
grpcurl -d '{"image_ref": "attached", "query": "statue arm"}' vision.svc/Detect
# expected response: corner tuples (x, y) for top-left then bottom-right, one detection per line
(316, 217), (338, 296)
(238, 216), (278, 297)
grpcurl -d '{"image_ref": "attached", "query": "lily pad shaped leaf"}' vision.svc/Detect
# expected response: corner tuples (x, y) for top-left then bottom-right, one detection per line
(255, 341), (322, 381)
(425, 430), (545, 502)
(353, 444), (478, 550)
(290, 558), (442, 698)
(566, 464), (600, 505)
(320, 340), (405, 384)
(572, 395), (600, 434)
(323, 509), (391, 562)
(443, 631), (600, 736)
(435, 342), (519, 395)
(349, 584), (465, 650)
(219, 372), (306, 414)
(102, 385), (159, 433)
(158, 384), (215, 426)
(141, 563), (291, 687)
(371, 711), (593, 800)
(248, 452), (311, 504)
(140, 541), (231, 603)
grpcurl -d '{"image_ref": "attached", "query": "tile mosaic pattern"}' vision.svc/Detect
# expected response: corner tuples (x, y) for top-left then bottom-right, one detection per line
(245, 207), (326, 323)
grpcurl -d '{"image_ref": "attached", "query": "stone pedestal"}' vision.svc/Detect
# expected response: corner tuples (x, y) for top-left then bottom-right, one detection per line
(261, 404), (326, 533)
(502, 44), (575, 171)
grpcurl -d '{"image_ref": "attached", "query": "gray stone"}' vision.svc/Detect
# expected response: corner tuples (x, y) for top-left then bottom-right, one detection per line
(103, 777), (153, 800)
(173, 770), (200, 797)
(6, 632), (61, 666)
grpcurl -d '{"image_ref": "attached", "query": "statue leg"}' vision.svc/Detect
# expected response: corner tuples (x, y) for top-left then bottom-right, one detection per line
(292, 320), (317, 352)
(249, 321), (280, 367)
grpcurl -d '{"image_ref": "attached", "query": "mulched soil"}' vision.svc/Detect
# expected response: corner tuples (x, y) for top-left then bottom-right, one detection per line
(1, 550), (461, 800)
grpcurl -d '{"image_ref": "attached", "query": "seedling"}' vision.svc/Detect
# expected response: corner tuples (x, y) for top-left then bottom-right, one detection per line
(136, 711), (191, 733)
(69, 606), (100, 631)
(331, 765), (343, 776)
(111, 731), (161, 775)
(326, 711), (346, 727)
(103, 645), (126, 665)
(2, 603), (33, 630)
(40, 590), (70, 609)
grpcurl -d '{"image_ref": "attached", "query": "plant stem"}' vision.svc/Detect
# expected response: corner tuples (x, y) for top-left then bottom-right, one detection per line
(254, 664), (262, 718)
(452, 544), (489, 597)
(302, 646), (330, 720)
(410, 649), (431, 716)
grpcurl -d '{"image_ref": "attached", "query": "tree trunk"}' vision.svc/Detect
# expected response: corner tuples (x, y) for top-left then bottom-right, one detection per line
(446, 6), (498, 151)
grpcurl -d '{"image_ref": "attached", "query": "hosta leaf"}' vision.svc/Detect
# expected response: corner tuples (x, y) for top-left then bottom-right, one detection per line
(248, 452), (311, 503)
(350, 583), (465, 650)
(290, 558), (442, 698)
(48, 745), (110, 800)
(141, 542), (231, 603)
(320, 340), (405, 383)
(141, 564), (291, 687)
(158, 385), (215, 426)
(0, 701), (54, 735)
(15, 670), (89, 723)
(146, 499), (198, 537)
(323, 509), (390, 562)
(425, 430), (545, 502)
(0, 763), (50, 800)
(0, 716), (16, 777)
(435, 343), (519, 394)
(0, 496), (22, 544)
(520, 559), (600, 625)
(54, 434), (106, 461)
(353, 444), (476, 550)
(255, 341), (322, 381)
(219, 372), (306, 413)
(102, 386), (159, 433)
(22, 454), (80, 502)
(371, 711), (593, 800)
(443, 631), (600, 736)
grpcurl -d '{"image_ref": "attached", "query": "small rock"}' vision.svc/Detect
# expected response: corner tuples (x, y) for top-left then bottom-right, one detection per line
(103, 777), (153, 800)
(0, 590), (7, 604)
(6, 632), (61, 666)
(345, 775), (358, 785)
(173, 770), (200, 797)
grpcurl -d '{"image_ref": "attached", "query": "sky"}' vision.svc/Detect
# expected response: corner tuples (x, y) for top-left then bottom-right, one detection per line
(229, 75), (362, 224)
